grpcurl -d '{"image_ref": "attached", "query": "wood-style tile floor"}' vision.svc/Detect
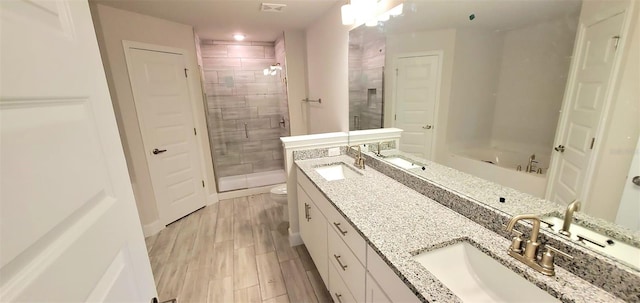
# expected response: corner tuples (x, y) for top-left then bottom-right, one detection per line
(144, 194), (332, 303)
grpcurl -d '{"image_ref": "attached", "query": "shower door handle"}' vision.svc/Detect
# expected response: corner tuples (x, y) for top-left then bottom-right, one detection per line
(152, 148), (167, 155)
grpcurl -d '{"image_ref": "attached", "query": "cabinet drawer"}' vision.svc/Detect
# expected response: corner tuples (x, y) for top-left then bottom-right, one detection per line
(297, 168), (333, 217)
(366, 245), (420, 303)
(329, 226), (365, 302)
(329, 262), (357, 303)
(325, 200), (366, 264)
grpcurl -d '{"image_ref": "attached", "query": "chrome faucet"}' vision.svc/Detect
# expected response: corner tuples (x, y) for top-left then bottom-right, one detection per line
(525, 154), (538, 173)
(349, 145), (365, 169)
(504, 214), (572, 276)
(560, 200), (581, 237)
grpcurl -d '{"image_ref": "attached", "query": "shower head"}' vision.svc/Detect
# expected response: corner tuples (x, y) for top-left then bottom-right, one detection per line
(263, 63), (282, 76)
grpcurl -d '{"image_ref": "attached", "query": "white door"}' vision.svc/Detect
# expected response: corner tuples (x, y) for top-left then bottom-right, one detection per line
(615, 136), (640, 231)
(0, 0), (156, 302)
(548, 12), (625, 206)
(125, 47), (206, 225)
(395, 55), (440, 159)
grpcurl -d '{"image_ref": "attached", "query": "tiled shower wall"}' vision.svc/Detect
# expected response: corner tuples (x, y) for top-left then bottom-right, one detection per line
(201, 40), (289, 178)
(349, 28), (386, 130)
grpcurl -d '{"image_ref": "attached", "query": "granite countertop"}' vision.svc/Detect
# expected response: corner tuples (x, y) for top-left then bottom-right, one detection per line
(372, 149), (640, 247)
(295, 155), (623, 303)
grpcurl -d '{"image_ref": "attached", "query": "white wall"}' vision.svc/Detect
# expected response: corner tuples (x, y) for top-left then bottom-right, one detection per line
(447, 29), (503, 150)
(305, 2), (351, 134)
(384, 29), (456, 163)
(491, 17), (578, 153)
(284, 30), (310, 136)
(90, 4), (218, 230)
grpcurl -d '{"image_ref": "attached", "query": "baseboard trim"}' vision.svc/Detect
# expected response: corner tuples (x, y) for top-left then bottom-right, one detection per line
(207, 193), (219, 206)
(142, 220), (164, 237)
(288, 231), (303, 246)
(217, 185), (274, 200)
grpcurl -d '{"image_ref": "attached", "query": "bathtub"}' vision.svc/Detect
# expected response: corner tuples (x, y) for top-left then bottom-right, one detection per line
(446, 147), (549, 198)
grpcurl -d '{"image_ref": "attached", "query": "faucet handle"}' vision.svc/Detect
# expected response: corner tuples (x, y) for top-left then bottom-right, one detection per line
(544, 245), (573, 259)
(539, 245), (573, 274)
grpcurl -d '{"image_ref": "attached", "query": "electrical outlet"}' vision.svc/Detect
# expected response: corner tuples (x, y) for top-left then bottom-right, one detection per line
(327, 147), (340, 156)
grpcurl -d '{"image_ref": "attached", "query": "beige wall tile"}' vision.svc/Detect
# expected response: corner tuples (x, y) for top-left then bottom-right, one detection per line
(228, 45), (266, 58)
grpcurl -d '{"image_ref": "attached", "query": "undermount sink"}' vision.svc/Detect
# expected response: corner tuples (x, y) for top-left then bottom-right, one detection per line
(541, 216), (640, 269)
(315, 163), (361, 181)
(384, 157), (420, 169)
(413, 241), (558, 302)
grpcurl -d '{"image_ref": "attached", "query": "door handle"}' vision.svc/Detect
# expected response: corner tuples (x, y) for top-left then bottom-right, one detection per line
(152, 148), (167, 154)
(632, 176), (640, 186)
(554, 145), (565, 153)
(422, 125), (432, 129)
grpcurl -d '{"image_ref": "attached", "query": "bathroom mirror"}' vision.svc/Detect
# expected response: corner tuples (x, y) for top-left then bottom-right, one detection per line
(347, 0), (639, 247)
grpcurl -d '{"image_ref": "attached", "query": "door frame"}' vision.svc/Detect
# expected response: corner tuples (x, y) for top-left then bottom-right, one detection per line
(546, 1), (636, 207)
(122, 40), (207, 226)
(391, 51), (444, 160)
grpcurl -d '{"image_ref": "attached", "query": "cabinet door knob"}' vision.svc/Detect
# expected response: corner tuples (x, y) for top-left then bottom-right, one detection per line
(422, 125), (432, 129)
(554, 145), (565, 153)
(632, 176), (640, 186)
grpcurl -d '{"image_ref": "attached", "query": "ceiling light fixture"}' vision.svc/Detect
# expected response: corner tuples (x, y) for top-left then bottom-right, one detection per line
(233, 34), (246, 41)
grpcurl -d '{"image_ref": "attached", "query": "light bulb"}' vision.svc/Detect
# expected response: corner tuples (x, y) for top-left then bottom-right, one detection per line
(341, 4), (354, 25)
(389, 3), (403, 16)
(233, 34), (246, 41)
(365, 19), (378, 27)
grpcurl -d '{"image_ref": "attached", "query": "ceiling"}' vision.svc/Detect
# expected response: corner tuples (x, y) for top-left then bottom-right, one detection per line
(91, 0), (341, 42)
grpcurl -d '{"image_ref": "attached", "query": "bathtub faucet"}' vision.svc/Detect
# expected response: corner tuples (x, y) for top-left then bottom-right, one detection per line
(526, 154), (538, 173)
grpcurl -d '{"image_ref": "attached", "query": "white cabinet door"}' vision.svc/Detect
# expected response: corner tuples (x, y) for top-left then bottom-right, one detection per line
(297, 185), (328, 284)
(366, 272), (392, 303)
(0, 0), (156, 301)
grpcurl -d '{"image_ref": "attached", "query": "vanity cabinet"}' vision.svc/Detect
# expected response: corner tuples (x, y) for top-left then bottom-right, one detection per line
(297, 184), (328, 285)
(365, 272), (391, 303)
(367, 245), (420, 303)
(297, 168), (420, 303)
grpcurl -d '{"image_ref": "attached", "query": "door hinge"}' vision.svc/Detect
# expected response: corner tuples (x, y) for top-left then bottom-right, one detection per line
(202, 180), (205, 188)
(394, 114), (397, 121)
(184, 68), (188, 78)
(590, 137), (595, 149)
(613, 35), (621, 50)
(194, 128), (197, 135)
(395, 68), (398, 76)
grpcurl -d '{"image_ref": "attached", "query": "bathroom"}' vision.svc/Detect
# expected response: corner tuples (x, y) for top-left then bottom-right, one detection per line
(3, 0), (638, 302)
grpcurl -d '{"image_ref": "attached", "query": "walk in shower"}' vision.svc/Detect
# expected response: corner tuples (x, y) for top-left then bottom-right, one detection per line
(200, 38), (290, 192)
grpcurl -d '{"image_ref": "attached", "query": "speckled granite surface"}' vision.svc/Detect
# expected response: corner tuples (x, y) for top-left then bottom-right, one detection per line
(368, 150), (640, 247)
(355, 150), (640, 301)
(295, 155), (632, 303)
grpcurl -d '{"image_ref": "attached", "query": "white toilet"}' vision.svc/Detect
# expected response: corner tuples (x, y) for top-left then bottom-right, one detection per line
(270, 184), (288, 204)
